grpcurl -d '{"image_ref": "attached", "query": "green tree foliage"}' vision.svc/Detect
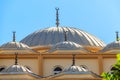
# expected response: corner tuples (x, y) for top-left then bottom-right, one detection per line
(102, 54), (120, 80)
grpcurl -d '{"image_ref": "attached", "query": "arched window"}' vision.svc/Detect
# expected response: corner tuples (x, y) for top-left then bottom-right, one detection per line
(0, 66), (5, 72)
(110, 65), (119, 71)
(110, 65), (120, 74)
(110, 66), (119, 71)
(53, 65), (63, 74)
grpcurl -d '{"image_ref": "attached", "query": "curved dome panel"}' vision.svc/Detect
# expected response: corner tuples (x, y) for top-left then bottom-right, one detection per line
(20, 27), (105, 47)
(0, 41), (35, 54)
(1, 65), (31, 73)
(64, 65), (88, 73)
(0, 64), (42, 78)
(49, 41), (87, 53)
(0, 42), (30, 50)
(101, 41), (120, 52)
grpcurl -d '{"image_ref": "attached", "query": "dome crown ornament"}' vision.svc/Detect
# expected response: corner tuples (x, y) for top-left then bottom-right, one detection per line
(116, 31), (120, 41)
(55, 8), (59, 27)
(72, 54), (75, 66)
(13, 31), (16, 42)
(15, 53), (18, 65)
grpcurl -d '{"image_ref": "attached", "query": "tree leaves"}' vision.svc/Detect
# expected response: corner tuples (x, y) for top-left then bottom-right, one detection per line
(102, 54), (120, 80)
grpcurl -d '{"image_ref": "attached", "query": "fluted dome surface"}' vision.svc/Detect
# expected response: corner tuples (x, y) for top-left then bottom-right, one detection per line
(64, 65), (88, 73)
(0, 41), (35, 54)
(0, 64), (42, 78)
(0, 42), (30, 50)
(21, 27), (105, 47)
(1, 65), (32, 74)
(101, 41), (120, 52)
(49, 41), (87, 52)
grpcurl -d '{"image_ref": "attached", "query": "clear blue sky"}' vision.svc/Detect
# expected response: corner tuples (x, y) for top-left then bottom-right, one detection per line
(1, 0), (120, 45)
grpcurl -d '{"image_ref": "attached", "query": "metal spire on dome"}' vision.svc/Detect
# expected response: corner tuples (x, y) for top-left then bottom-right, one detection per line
(15, 52), (18, 65)
(64, 31), (68, 41)
(116, 31), (119, 41)
(72, 54), (76, 66)
(13, 31), (16, 42)
(55, 8), (59, 27)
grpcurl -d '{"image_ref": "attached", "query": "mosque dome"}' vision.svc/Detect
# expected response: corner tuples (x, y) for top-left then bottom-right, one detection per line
(20, 27), (105, 47)
(0, 42), (30, 50)
(1, 64), (32, 74)
(51, 54), (101, 79)
(0, 51), (42, 79)
(64, 65), (88, 73)
(0, 41), (35, 54)
(0, 64), (41, 79)
(62, 65), (101, 78)
(48, 41), (88, 53)
(101, 41), (120, 53)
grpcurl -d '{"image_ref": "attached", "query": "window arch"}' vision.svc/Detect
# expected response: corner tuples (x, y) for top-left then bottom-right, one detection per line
(0, 66), (6, 72)
(110, 65), (120, 74)
(53, 65), (63, 74)
(111, 66), (118, 71)
(110, 65), (119, 71)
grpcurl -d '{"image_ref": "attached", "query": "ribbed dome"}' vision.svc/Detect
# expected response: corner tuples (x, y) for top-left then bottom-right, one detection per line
(0, 64), (41, 79)
(50, 64), (101, 79)
(1, 65), (31, 74)
(49, 41), (87, 53)
(101, 41), (120, 53)
(64, 65), (88, 73)
(20, 27), (105, 47)
(61, 65), (101, 78)
(0, 41), (35, 54)
(0, 42), (30, 50)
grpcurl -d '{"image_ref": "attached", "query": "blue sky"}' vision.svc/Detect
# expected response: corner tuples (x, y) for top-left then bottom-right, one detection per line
(1, 0), (120, 45)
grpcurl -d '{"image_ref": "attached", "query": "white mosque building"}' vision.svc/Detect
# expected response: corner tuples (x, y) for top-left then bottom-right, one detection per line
(0, 8), (119, 80)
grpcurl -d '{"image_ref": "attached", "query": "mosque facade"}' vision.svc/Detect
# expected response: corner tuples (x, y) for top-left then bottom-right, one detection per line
(0, 9), (119, 80)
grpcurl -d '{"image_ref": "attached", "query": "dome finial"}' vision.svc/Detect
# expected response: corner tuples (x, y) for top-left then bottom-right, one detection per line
(64, 31), (68, 41)
(15, 52), (18, 65)
(72, 54), (76, 66)
(55, 8), (59, 27)
(116, 31), (119, 41)
(13, 31), (16, 42)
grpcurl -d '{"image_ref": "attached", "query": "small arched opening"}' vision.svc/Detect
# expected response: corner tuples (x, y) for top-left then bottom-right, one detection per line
(0, 66), (5, 72)
(53, 65), (63, 74)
